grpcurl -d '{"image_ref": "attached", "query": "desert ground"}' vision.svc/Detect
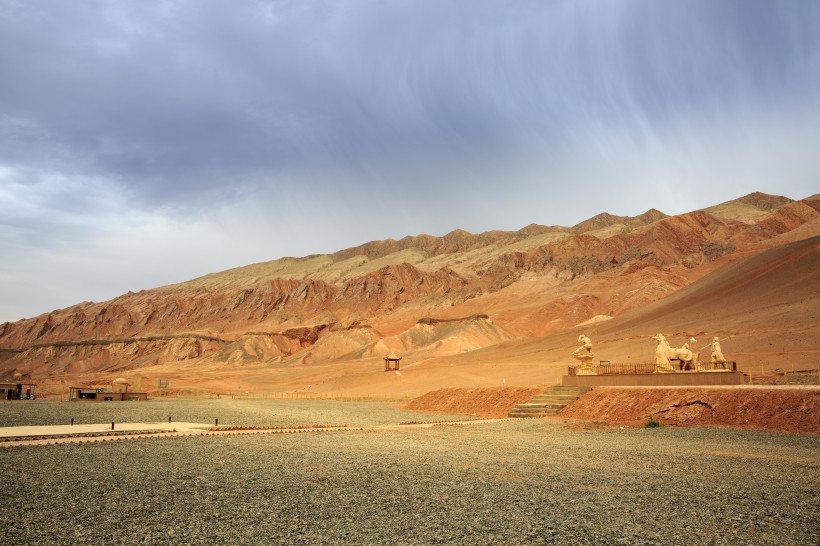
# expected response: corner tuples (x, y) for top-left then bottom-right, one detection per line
(1, 194), (818, 543)
(1, 398), (819, 545)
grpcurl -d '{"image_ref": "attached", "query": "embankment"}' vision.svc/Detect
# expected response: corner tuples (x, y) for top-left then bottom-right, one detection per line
(404, 386), (820, 434)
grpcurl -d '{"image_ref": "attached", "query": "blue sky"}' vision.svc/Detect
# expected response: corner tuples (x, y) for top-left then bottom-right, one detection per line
(1, 0), (818, 323)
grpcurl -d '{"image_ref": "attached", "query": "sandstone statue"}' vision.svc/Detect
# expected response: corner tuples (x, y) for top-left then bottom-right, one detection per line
(652, 333), (699, 372)
(572, 334), (596, 374)
(710, 337), (726, 367)
(653, 334), (674, 371)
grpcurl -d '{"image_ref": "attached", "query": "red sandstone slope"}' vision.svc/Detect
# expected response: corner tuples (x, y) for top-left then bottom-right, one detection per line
(591, 234), (820, 365)
(451, 234), (819, 376)
(607, 235), (820, 334)
(1, 192), (818, 394)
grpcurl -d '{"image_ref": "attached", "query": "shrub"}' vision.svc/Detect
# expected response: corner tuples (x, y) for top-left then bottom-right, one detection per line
(644, 415), (661, 428)
(700, 240), (735, 260)
(621, 246), (653, 263)
(567, 254), (604, 277)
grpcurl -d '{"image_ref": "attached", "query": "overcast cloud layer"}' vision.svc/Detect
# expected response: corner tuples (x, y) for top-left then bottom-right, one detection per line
(1, 0), (819, 323)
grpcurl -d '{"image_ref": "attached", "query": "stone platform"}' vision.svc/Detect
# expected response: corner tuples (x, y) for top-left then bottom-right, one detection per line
(562, 371), (746, 387)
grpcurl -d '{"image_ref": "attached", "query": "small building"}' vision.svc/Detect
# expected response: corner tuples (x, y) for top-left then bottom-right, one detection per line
(0, 381), (36, 400)
(384, 353), (401, 371)
(68, 377), (148, 401)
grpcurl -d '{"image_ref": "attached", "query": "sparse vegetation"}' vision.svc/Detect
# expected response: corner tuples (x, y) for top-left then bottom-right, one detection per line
(621, 246), (653, 262)
(700, 239), (735, 260)
(644, 414), (661, 428)
(567, 254), (605, 277)
(533, 249), (553, 268)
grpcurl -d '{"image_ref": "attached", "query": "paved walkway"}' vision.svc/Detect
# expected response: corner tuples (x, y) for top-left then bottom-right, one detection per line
(0, 418), (507, 447)
(0, 421), (213, 438)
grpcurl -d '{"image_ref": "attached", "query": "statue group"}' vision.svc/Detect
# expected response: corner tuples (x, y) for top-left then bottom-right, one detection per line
(571, 334), (729, 374)
(653, 334), (728, 372)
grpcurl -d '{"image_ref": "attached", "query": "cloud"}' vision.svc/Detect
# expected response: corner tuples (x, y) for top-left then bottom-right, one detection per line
(1, 0), (819, 321)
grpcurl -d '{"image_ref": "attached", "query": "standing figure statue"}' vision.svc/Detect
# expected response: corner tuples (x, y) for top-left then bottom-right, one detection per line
(572, 334), (596, 374)
(710, 337), (726, 368)
(652, 334), (674, 372)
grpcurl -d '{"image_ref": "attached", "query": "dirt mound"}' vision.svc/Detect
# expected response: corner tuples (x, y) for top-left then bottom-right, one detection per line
(403, 387), (542, 419)
(404, 386), (820, 434)
(560, 387), (820, 434)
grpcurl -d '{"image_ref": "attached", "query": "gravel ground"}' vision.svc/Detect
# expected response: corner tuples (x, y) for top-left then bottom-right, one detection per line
(1, 401), (818, 545)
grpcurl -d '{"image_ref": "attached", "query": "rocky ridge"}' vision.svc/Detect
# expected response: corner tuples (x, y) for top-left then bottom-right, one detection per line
(1, 192), (818, 392)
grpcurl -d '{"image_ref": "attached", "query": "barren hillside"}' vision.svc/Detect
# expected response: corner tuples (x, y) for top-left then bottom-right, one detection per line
(1, 192), (818, 396)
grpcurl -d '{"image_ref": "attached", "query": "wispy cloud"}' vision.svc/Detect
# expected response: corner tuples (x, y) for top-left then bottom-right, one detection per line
(1, 0), (818, 321)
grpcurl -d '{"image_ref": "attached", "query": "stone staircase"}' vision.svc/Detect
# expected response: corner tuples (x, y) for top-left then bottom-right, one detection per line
(508, 386), (593, 418)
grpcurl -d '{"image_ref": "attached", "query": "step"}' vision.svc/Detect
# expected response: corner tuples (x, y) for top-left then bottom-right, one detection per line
(537, 391), (589, 398)
(543, 386), (592, 393)
(507, 386), (592, 418)
(508, 404), (568, 415)
(514, 403), (568, 410)
(509, 408), (561, 417)
(527, 395), (580, 402)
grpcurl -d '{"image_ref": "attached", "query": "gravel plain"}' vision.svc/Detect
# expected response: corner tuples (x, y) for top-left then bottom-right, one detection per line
(1, 399), (818, 545)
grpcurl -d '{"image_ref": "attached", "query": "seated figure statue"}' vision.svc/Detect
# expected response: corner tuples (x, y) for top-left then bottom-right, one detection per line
(572, 334), (596, 374)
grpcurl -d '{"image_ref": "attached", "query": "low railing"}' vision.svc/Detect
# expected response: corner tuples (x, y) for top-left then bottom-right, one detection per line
(696, 360), (738, 372)
(568, 361), (738, 376)
(214, 391), (413, 401)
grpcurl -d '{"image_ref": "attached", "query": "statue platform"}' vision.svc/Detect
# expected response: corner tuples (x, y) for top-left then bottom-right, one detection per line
(562, 370), (746, 387)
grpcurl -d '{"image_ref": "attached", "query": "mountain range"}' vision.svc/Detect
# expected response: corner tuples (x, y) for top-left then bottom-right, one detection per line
(2, 192), (818, 396)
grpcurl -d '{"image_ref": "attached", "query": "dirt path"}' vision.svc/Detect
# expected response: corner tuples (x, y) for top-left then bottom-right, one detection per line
(0, 418), (514, 447)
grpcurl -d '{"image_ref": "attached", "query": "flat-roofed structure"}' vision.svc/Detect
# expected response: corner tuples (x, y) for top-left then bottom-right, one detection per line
(0, 381), (36, 400)
(69, 378), (148, 401)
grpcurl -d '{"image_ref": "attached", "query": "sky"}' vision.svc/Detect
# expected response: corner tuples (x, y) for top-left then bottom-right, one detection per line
(1, 0), (819, 323)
